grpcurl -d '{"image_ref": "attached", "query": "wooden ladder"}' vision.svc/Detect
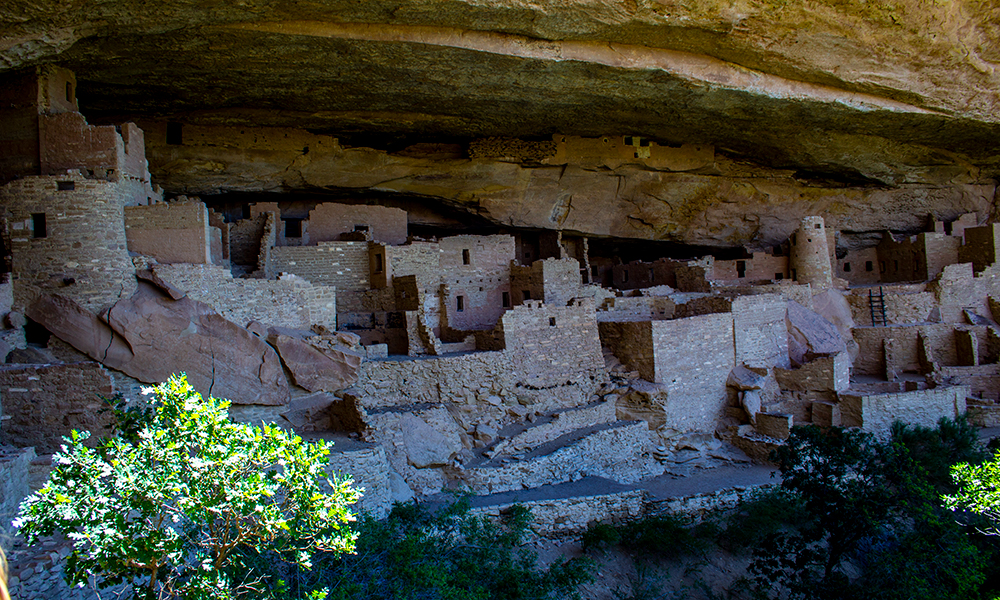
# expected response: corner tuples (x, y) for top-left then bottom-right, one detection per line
(869, 286), (887, 327)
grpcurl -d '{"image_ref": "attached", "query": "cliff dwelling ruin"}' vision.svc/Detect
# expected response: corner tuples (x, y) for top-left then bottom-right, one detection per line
(1, 1), (1000, 594)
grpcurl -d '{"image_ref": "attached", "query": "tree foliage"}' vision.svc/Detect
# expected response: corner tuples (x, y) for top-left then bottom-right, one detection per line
(15, 374), (360, 600)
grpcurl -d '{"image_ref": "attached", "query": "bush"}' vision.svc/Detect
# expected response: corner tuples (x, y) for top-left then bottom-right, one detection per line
(299, 498), (592, 600)
(15, 374), (360, 600)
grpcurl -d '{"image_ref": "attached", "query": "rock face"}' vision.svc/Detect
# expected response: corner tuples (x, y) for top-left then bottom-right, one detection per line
(2, 0), (1000, 249)
(26, 283), (289, 405)
(267, 329), (362, 393)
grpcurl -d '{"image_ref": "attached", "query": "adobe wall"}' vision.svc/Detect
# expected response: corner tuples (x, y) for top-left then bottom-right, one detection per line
(308, 203), (407, 245)
(650, 312), (736, 431)
(270, 241), (371, 295)
(732, 294), (790, 369)
(0, 361), (116, 454)
(1, 172), (139, 311)
(839, 386), (968, 435)
(151, 263), (337, 330)
(499, 299), (607, 390)
(125, 201), (212, 264)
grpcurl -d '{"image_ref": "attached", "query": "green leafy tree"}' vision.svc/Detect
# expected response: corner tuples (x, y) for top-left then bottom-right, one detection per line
(15, 374), (360, 600)
(946, 450), (1000, 536)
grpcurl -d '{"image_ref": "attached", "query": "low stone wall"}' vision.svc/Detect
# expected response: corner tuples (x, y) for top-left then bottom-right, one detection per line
(839, 385), (968, 435)
(324, 442), (394, 519)
(470, 489), (648, 536)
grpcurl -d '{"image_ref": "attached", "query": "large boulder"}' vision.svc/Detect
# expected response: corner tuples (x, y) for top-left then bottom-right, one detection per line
(812, 289), (859, 360)
(786, 301), (848, 367)
(267, 329), (362, 393)
(27, 282), (289, 405)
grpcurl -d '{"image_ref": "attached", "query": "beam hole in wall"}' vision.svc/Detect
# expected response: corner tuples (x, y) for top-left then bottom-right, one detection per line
(815, 223), (822, 229)
(31, 213), (47, 238)
(166, 122), (183, 145)
(57, 181), (74, 191)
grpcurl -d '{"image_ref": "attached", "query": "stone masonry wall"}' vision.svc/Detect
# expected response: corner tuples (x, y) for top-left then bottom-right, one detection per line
(0, 362), (115, 454)
(839, 386), (968, 435)
(125, 201), (211, 264)
(598, 321), (655, 380)
(732, 294), (789, 368)
(0, 446), (34, 537)
(270, 241), (370, 299)
(853, 323), (989, 376)
(499, 299), (606, 390)
(2, 172), (138, 312)
(151, 263), (337, 329)
(650, 312), (736, 432)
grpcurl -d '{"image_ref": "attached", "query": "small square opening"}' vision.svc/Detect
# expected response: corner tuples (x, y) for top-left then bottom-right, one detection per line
(283, 219), (303, 238)
(866, 261), (874, 272)
(815, 223), (822, 229)
(522, 290), (531, 301)
(775, 273), (783, 281)
(844, 262), (851, 273)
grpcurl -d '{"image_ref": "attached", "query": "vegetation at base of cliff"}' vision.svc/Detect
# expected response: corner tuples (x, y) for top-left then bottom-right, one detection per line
(282, 499), (593, 600)
(583, 416), (998, 600)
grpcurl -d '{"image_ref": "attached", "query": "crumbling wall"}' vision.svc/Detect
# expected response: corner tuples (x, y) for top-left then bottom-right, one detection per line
(774, 353), (850, 392)
(499, 299), (606, 389)
(845, 284), (935, 326)
(356, 351), (517, 407)
(0, 362), (116, 453)
(125, 200), (212, 264)
(839, 386), (967, 435)
(958, 224), (1000, 273)
(308, 203), (407, 246)
(930, 262), (1000, 323)
(596, 296), (675, 322)
(2, 172), (138, 311)
(852, 323), (990, 376)
(151, 263), (336, 329)
(229, 213), (267, 267)
(0, 445), (35, 537)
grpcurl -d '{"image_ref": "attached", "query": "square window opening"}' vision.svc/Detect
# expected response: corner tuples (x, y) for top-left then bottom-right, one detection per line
(283, 219), (303, 238)
(775, 273), (783, 280)
(866, 261), (874, 272)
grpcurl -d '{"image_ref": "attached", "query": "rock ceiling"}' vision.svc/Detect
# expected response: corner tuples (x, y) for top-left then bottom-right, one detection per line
(2, 0), (999, 247)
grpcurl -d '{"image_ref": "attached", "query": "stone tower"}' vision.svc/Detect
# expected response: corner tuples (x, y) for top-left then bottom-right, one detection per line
(790, 216), (833, 289)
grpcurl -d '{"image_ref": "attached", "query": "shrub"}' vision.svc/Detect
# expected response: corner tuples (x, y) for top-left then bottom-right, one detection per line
(300, 498), (592, 600)
(15, 374), (360, 600)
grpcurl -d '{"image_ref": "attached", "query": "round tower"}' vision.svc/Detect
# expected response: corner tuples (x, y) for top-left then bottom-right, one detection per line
(790, 216), (833, 289)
